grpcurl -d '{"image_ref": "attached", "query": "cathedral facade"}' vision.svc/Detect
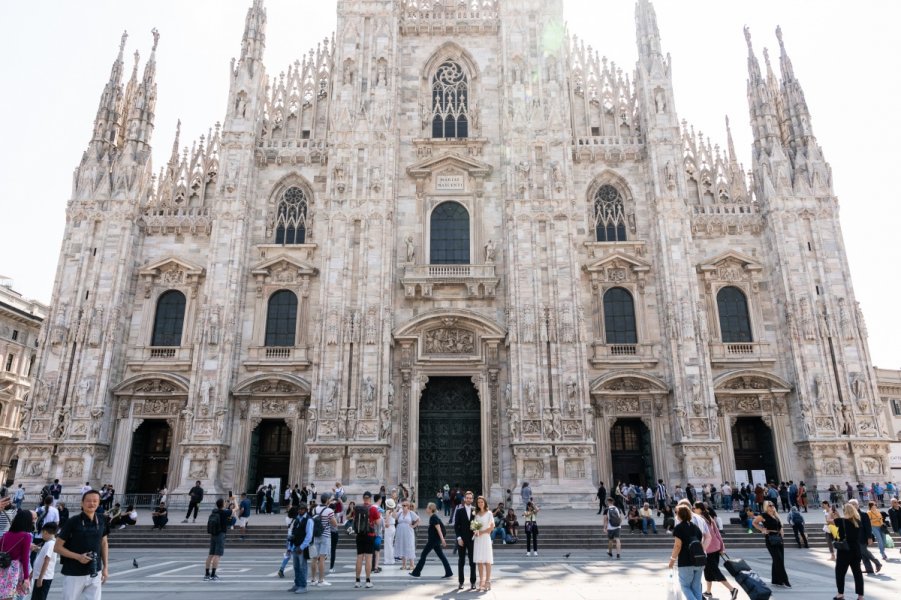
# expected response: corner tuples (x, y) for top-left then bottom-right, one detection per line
(16, 0), (894, 505)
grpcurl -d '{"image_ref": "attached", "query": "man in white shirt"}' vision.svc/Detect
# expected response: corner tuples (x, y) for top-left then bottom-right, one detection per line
(721, 482), (733, 512)
(80, 482), (92, 496)
(40, 496), (60, 526)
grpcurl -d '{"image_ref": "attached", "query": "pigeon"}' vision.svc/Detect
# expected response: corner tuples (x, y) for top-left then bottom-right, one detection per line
(133, 558), (139, 569)
(563, 553), (571, 559)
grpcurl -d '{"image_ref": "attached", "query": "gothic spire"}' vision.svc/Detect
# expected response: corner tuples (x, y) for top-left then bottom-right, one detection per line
(725, 115), (738, 168)
(776, 26), (814, 145)
(89, 31), (128, 151)
(240, 0), (267, 72)
(635, 0), (662, 59)
(123, 29), (159, 156)
(744, 27), (782, 153)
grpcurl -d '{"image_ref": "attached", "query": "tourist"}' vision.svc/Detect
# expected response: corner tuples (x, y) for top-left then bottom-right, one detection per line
(490, 504), (507, 543)
(788, 506), (809, 548)
(472, 495), (495, 591)
(353, 491), (381, 589)
(523, 501), (539, 556)
(80, 482), (92, 496)
(31, 522), (58, 600)
(344, 501), (357, 534)
(287, 502), (314, 594)
(394, 499), (419, 570)
(277, 506), (299, 578)
(225, 491), (238, 529)
(40, 496), (60, 527)
(203, 498), (232, 581)
(329, 493), (343, 572)
(505, 507), (519, 540)
(237, 492), (251, 540)
(520, 482), (532, 508)
(453, 490), (477, 591)
(640, 502), (658, 534)
(694, 502), (738, 600)
(752, 501), (791, 587)
(151, 501), (168, 530)
(371, 493), (384, 573)
(797, 481), (808, 512)
(55, 490), (109, 598)
(603, 497), (622, 559)
(383, 498), (397, 566)
(848, 499), (882, 574)
(309, 493), (337, 587)
(660, 503), (676, 532)
(888, 498), (901, 535)
(12, 484), (23, 511)
(265, 485), (274, 514)
(596, 482), (607, 514)
(1, 510), (34, 598)
(409, 502), (453, 579)
(49, 479), (62, 507)
(443, 485), (451, 517)
(157, 485), (168, 506)
(627, 505), (642, 533)
(106, 503), (122, 527)
(832, 503), (864, 600)
(256, 484), (266, 514)
(668, 504), (704, 600)
(823, 500), (838, 560)
(183, 480), (204, 523)
(117, 504), (137, 530)
(866, 501), (889, 560)
(655, 480), (668, 511)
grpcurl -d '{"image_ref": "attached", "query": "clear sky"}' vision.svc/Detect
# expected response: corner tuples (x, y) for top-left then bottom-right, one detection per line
(0, 1), (898, 368)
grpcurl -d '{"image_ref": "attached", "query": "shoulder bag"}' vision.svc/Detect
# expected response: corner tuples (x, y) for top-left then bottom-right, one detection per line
(833, 519), (850, 552)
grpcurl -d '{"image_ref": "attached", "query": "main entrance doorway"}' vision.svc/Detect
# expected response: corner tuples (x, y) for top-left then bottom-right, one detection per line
(610, 418), (653, 486)
(732, 416), (779, 483)
(126, 420), (172, 493)
(247, 419), (292, 495)
(418, 377), (482, 507)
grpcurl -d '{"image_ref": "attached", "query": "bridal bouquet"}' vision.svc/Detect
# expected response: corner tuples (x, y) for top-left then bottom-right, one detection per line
(470, 519), (483, 533)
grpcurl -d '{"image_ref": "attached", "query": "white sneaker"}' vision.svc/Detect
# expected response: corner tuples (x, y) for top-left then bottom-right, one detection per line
(534, 551), (538, 556)
(354, 582), (362, 588)
(319, 581), (332, 587)
(365, 582), (374, 589)
(309, 581), (318, 586)
(526, 551), (531, 556)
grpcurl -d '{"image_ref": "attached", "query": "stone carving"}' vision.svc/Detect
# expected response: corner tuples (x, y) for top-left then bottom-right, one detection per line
(837, 298), (852, 340)
(380, 409), (392, 439)
(603, 378), (651, 392)
(135, 379), (176, 393)
(423, 328), (474, 354)
(689, 377), (704, 416)
(654, 87), (667, 113)
(64, 460), (82, 479)
(356, 460), (376, 479)
(564, 459), (585, 479)
(521, 305), (535, 343)
(525, 380), (537, 415)
(691, 460), (713, 479)
(404, 236), (415, 263)
(822, 458), (841, 476)
(523, 459), (543, 480)
(855, 302), (868, 339)
(326, 308), (339, 345)
(315, 460), (336, 478)
(799, 298), (816, 340)
(90, 408), (104, 437)
(861, 456), (883, 475)
(484, 239), (496, 263)
(75, 378), (93, 408)
(181, 408), (195, 438)
(306, 409), (317, 439)
(362, 376), (375, 417)
(507, 406), (521, 439)
(188, 460), (208, 479)
(848, 373), (869, 412)
(364, 307), (377, 345)
(26, 460), (44, 477)
(614, 397), (640, 413)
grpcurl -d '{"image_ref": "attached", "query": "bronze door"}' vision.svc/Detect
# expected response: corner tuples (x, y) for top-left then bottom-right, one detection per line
(125, 420), (172, 493)
(418, 377), (482, 507)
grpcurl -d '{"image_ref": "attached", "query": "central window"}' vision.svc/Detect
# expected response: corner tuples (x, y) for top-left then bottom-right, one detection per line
(274, 187), (308, 244)
(593, 184), (627, 242)
(264, 290), (298, 347)
(431, 60), (469, 139)
(430, 201), (470, 264)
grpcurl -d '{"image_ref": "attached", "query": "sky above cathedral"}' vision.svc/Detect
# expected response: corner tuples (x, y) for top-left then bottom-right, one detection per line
(0, 0), (899, 368)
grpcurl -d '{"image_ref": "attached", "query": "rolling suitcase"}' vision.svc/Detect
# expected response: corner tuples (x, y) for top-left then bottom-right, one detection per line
(723, 556), (752, 578)
(735, 570), (772, 600)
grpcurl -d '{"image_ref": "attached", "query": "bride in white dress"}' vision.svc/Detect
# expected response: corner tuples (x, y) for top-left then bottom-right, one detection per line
(472, 496), (495, 591)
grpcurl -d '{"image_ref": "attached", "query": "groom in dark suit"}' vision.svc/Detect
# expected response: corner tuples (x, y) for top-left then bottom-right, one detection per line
(453, 490), (477, 591)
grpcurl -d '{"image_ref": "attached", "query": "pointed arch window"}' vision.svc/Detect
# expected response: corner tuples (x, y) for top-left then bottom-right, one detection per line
(274, 187), (308, 244)
(430, 201), (470, 264)
(431, 60), (469, 139)
(717, 286), (753, 343)
(593, 184), (627, 242)
(264, 290), (298, 347)
(151, 290), (186, 347)
(603, 287), (637, 344)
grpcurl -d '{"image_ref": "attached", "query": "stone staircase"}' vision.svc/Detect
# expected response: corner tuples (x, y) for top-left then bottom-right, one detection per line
(107, 523), (901, 551)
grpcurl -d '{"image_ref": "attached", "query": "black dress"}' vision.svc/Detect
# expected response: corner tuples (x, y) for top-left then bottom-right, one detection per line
(760, 513), (790, 586)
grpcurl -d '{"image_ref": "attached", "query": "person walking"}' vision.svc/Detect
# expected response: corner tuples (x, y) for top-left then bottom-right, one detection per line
(788, 506), (809, 548)
(866, 501), (888, 560)
(310, 493), (337, 587)
(655, 480), (668, 512)
(383, 498), (397, 566)
(523, 501), (539, 556)
(394, 500), (419, 570)
(287, 502), (314, 595)
(277, 506), (299, 579)
(603, 497), (622, 559)
(668, 504), (705, 600)
(832, 503), (865, 600)
(0, 510), (34, 599)
(237, 492), (251, 540)
(203, 498), (232, 582)
(472, 496), (495, 591)
(353, 491), (381, 589)
(752, 501), (791, 588)
(31, 522), (58, 600)
(409, 502), (453, 579)
(12, 484), (23, 511)
(847, 499), (882, 573)
(453, 490), (477, 591)
(55, 490), (110, 599)
(596, 482), (607, 514)
(694, 502), (738, 600)
(182, 480), (204, 523)
(520, 482), (532, 508)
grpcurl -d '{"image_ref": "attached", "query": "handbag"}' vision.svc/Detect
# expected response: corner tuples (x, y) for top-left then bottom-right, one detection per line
(833, 519), (850, 552)
(885, 534), (895, 549)
(524, 520), (534, 533)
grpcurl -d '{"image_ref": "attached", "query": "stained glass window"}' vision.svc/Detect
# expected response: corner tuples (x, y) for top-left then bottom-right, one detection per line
(603, 287), (637, 344)
(274, 187), (308, 244)
(717, 286), (753, 343)
(431, 61), (469, 139)
(151, 290), (186, 347)
(594, 184), (627, 242)
(265, 290), (298, 347)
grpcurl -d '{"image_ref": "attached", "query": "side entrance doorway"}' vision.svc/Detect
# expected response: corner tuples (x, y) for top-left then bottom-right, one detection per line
(610, 418), (654, 487)
(732, 416), (779, 484)
(246, 419), (292, 496)
(417, 376), (482, 507)
(125, 420), (172, 493)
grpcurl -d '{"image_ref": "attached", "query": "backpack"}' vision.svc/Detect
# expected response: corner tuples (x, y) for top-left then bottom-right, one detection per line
(312, 507), (326, 538)
(607, 507), (622, 528)
(767, 487), (777, 500)
(353, 505), (371, 535)
(290, 514), (310, 546)
(206, 510), (222, 536)
(688, 524), (707, 567)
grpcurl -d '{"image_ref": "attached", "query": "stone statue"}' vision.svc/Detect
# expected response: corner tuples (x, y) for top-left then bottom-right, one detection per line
(504, 383), (512, 407)
(506, 406), (520, 439)
(325, 377), (338, 413)
(181, 408), (195, 438)
(75, 378), (92, 407)
(306, 409), (317, 439)
(200, 380), (212, 407)
(208, 306), (220, 345)
(363, 376), (375, 404)
(380, 409), (392, 439)
(386, 382), (395, 408)
(525, 379), (537, 415)
(484, 239), (496, 263)
(90, 407), (104, 437)
(655, 88), (667, 113)
(404, 236), (415, 263)
(690, 378), (704, 416)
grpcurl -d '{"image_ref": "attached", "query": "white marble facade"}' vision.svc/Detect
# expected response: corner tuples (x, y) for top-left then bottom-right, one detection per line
(15, 0), (894, 505)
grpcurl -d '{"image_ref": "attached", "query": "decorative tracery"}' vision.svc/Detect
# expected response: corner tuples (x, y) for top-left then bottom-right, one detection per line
(593, 184), (627, 242)
(431, 61), (469, 138)
(274, 187), (309, 244)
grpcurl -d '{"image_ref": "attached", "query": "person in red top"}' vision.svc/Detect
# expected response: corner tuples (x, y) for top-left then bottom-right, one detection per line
(353, 491), (382, 589)
(0, 508), (34, 596)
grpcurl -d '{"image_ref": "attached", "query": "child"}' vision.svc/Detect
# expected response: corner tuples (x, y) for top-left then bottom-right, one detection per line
(32, 522), (58, 600)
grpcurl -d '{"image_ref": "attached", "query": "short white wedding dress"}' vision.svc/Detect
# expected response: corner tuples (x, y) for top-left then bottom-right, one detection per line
(472, 511), (494, 564)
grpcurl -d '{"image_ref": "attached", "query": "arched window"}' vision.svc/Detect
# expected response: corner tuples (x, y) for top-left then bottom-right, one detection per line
(274, 187), (308, 244)
(430, 201), (470, 264)
(603, 287), (637, 344)
(593, 184), (627, 242)
(431, 60), (469, 139)
(151, 290), (186, 347)
(717, 286), (753, 343)
(265, 290), (298, 347)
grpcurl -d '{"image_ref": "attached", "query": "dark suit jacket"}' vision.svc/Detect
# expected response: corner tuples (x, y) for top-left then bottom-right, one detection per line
(453, 504), (475, 542)
(858, 510), (874, 541)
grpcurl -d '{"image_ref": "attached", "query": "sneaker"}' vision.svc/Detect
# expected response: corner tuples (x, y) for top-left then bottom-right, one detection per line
(409, 572), (421, 578)
(365, 581), (374, 588)
(309, 581), (318, 586)
(210, 575), (221, 582)
(278, 569), (285, 578)
(203, 575), (211, 581)
(286, 587), (298, 592)
(182, 519), (189, 523)
(526, 551), (531, 556)
(534, 551), (538, 556)
(193, 519), (197, 523)
(354, 582), (362, 589)
(730, 588), (739, 600)
(329, 568), (336, 573)
(294, 590), (308, 595)
(319, 580), (332, 586)
(118, 524), (126, 530)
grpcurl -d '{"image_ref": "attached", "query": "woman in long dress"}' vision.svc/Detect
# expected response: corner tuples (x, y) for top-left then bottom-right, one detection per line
(394, 501), (420, 570)
(472, 495), (495, 591)
(383, 499), (398, 566)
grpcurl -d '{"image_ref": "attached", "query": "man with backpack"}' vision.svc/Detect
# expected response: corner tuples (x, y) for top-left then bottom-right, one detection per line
(309, 493), (338, 587)
(603, 497), (622, 559)
(353, 491), (381, 589)
(287, 502), (315, 594)
(203, 498), (232, 581)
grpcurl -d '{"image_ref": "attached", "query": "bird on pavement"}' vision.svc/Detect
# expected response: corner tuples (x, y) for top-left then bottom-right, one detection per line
(133, 558), (139, 568)
(563, 553), (571, 559)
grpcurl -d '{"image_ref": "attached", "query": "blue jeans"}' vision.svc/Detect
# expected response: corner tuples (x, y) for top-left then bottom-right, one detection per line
(293, 550), (308, 589)
(491, 526), (507, 541)
(723, 495), (732, 511)
(678, 566), (704, 600)
(641, 517), (657, 533)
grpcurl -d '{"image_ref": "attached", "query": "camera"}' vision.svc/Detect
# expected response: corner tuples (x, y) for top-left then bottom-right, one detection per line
(88, 551), (99, 578)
